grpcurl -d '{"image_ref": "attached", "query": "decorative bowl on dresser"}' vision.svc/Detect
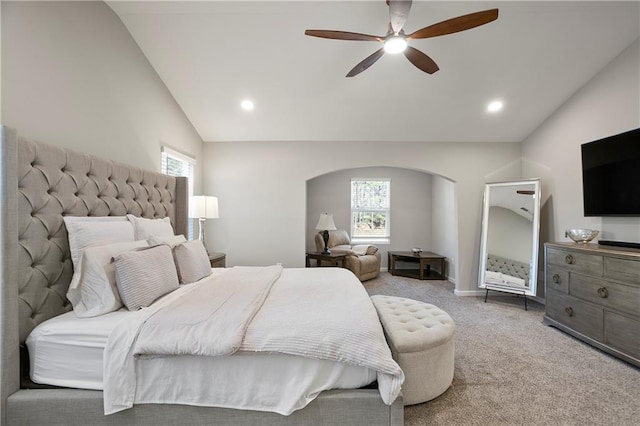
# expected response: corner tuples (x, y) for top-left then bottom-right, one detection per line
(543, 242), (640, 367)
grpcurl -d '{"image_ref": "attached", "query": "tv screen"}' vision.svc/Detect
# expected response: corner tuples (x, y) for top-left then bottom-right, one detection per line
(581, 128), (640, 216)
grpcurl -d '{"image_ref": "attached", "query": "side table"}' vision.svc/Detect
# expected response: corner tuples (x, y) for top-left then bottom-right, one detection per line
(388, 251), (446, 280)
(305, 251), (347, 268)
(209, 252), (226, 268)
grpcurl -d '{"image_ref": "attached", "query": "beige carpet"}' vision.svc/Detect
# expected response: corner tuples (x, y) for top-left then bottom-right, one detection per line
(363, 272), (640, 426)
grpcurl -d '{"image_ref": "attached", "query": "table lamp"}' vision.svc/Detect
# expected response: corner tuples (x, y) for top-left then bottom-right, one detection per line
(189, 195), (219, 253)
(315, 213), (337, 254)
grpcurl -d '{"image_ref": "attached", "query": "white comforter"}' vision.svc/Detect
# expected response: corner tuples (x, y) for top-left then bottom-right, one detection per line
(103, 266), (403, 415)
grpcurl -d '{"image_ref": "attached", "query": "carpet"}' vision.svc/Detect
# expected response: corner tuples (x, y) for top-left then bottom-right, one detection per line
(363, 272), (640, 425)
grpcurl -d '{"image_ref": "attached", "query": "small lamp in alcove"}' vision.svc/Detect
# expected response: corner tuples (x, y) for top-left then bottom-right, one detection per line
(189, 195), (219, 254)
(315, 213), (337, 254)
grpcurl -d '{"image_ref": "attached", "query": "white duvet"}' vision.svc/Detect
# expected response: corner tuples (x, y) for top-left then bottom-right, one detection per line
(103, 266), (403, 415)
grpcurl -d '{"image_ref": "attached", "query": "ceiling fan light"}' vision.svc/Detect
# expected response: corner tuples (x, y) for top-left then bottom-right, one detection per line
(487, 100), (503, 113)
(384, 36), (407, 54)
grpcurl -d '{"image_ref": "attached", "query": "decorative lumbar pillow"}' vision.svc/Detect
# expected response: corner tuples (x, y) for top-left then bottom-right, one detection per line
(173, 240), (212, 284)
(67, 240), (149, 318)
(147, 234), (187, 248)
(113, 245), (180, 311)
(64, 216), (135, 287)
(126, 214), (174, 241)
(351, 244), (379, 256)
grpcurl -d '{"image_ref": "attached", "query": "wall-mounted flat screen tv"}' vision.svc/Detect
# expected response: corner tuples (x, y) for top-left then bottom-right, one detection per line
(581, 127), (640, 216)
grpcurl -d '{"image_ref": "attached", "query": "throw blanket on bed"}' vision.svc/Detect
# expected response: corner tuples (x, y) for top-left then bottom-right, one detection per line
(103, 266), (403, 415)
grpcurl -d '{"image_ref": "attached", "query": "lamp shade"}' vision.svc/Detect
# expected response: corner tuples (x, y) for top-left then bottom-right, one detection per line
(315, 213), (337, 231)
(190, 195), (219, 219)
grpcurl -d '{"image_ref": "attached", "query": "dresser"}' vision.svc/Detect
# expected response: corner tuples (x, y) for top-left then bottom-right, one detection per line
(544, 242), (640, 367)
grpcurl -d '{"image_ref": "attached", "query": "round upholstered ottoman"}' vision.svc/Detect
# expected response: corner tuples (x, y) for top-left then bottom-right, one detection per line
(371, 295), (455, 405)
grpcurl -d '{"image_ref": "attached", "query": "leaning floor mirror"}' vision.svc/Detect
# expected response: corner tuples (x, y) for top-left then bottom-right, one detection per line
(478, 179), (541, 299)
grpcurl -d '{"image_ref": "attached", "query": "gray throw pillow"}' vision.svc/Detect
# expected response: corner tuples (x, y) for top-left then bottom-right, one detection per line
(173, 240), (212, 284)
(113, 245), (180, 310)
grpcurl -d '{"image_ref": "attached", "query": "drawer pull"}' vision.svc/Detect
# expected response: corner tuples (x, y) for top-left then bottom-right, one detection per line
(597, 287), (609, 298)
(552, 274), (561, 284)
(564, 254), (574, 265)
(564, 306), (574, 317)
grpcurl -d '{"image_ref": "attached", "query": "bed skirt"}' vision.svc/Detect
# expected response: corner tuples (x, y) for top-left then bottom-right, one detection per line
(7, 388), (403, 426)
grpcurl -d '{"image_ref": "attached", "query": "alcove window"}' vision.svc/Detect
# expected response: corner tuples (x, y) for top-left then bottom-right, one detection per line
(350, 179), (390, 242)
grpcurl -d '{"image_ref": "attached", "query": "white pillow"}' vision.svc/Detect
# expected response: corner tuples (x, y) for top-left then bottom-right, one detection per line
(352, 244), (373, 255)
(114, 245), (180, 310)
(64, 216), (135, 277)
(126, 214), (174, 241)
(173, 240), (212, 284)
(148, 234), (187, 248)
(67, 240), (149, 317)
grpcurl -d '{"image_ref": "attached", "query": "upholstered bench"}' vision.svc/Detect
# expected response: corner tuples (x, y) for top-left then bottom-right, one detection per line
(371, 295), (455, 405)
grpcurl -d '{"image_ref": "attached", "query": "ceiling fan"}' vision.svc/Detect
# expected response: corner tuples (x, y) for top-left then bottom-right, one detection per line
(304, 0), (498, 77)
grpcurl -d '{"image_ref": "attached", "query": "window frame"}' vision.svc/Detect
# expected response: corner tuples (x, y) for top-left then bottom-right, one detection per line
(161, 146), (196, 239)
(350, 178), (391, 244)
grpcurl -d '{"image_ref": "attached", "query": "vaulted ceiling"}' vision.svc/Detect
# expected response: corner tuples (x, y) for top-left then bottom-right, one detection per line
(108, 1), (640, 143)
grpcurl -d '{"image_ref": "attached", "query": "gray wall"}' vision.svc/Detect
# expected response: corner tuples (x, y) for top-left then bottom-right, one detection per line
(203, 140), (521, 295)
(306, 167), (434, 270)
(522, 38), (640, 247)
(487, 207), (533, 264)
(1, 1), (203, 192)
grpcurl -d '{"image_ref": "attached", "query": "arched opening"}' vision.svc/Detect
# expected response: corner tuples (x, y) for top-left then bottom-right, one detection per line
(306, 166), (459, 285)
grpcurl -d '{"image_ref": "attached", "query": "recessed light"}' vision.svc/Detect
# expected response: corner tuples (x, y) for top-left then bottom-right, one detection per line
(487, 100), (503, 113)
(241, 99), (254, 111)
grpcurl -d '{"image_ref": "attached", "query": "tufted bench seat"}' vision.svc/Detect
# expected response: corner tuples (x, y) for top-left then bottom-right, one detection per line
(371, 295), (455, 405)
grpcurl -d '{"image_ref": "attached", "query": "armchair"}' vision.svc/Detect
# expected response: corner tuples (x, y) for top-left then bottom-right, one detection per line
(314, 230), (381, 281)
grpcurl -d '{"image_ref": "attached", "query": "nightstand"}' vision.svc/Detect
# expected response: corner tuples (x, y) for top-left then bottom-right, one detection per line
(209, 252), (226, 268)
(305, 251), (347, 268)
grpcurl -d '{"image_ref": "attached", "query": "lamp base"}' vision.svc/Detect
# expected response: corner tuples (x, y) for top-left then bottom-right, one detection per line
(321, 230), (331, 255)
(199, 217), (209, 255)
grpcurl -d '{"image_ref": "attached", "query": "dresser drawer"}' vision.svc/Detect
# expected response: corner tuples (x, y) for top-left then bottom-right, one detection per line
(547, 247), (603, 276)
(605, 257), (640, 285)
(570, 274), (640, 316)
(546, 266), (569, 294)
(546, 291), (604, 341)
(605, 311), (640, 360)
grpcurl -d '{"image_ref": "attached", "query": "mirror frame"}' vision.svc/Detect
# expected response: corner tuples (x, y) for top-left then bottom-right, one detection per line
(478, 179), (541, 296)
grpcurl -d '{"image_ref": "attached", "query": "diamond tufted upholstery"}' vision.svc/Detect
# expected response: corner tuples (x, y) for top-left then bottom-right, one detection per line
(486, 254), (530, 286)
(371, 295), (455, 405)
(15, 136), (187, 343)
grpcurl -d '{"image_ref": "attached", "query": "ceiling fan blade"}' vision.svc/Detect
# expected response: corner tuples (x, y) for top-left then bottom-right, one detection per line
(403, 46), (439, 74)
(407, 9), (499, 40)
(388, 0), (412, 34)
(305, 29), (383, 42)
(346, 48), (386, 77)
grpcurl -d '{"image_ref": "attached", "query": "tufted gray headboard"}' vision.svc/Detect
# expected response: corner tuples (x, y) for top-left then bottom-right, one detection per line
(1, 126), (188, 404)
(486, 254), (530, 286)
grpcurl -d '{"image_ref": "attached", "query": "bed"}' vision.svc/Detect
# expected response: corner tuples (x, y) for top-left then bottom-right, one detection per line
(0, 126), (404, 426)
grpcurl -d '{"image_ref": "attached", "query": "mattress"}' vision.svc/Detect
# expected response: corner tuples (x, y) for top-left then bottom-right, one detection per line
(26, 271), (377, 411)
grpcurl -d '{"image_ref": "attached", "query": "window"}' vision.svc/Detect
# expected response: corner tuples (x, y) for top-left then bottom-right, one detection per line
(161, 146), (195, 239)
(351, 179), (390, 241)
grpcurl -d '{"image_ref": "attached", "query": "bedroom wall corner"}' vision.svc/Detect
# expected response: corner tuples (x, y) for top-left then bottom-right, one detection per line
(522, 37), (640, 246)
(1, 0), (204, 194)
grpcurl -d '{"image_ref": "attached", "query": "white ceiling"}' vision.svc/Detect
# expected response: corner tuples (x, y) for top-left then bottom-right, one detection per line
(108, 1), (640, 143)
